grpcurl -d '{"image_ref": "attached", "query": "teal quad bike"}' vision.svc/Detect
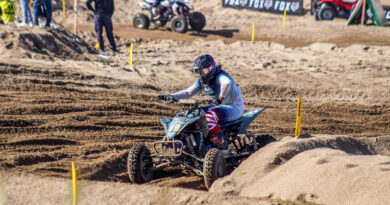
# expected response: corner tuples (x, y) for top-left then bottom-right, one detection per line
(127, 98), (275, 189)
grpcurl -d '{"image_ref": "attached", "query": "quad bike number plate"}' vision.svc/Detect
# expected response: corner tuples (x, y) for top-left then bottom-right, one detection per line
(153, 140), (184, 157)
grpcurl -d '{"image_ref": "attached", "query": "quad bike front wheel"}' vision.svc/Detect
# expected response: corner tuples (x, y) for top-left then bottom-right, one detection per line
(189, 12), (206, 32)
(203, 148), (227, 189)
(171, 15), (188, 33)
(318, 4), (335, 20)
(133, 13), (150, 29)
(127, 143), (153, 183)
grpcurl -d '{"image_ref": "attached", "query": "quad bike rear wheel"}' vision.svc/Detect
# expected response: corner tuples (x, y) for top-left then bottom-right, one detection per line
(318, 4), (335, 20)
(133, 13), (150, 29)
(203, 148), (227, 189)
(189, 12), (206, 32)
(127, 143), (153, 183)
(171, 15), (188, 33)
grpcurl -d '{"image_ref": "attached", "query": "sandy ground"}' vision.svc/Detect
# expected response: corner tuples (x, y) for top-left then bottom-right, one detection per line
(1, 0), (390, 204)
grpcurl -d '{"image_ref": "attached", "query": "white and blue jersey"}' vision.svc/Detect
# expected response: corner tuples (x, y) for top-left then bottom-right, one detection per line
(172, 70), (244, 122)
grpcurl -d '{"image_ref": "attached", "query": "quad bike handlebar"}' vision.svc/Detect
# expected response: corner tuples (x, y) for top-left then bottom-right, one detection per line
(158, 95), (215, 107)
(178, 99), (214, 107)
(158, 95), (178, 103)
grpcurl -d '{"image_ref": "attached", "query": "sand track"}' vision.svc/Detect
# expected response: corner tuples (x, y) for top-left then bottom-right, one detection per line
(1, 0), (390, 203)
(1, 58), (389, 193)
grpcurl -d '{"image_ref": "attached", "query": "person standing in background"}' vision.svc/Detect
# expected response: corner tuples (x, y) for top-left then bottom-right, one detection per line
(33, 0), (51, 27)
(19, 0), (32, 26)
(0, 0), (16, 24)
(86, 0), (118, 53)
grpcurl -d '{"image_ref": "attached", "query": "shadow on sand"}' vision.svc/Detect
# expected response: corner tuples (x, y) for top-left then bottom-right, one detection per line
(189, 29), (240, 38)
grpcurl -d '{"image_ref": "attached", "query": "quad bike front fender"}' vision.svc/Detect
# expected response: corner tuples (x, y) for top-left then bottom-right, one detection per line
(138, 1), (151, 9)
(166, 116), (203, 139)
(160, 118), (172, 133)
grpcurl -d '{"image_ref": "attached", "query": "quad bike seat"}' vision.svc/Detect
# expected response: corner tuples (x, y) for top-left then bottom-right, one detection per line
(219, 108), (266, 134)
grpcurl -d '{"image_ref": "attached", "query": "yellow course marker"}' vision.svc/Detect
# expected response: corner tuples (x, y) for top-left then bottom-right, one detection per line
(295, 97), (302, 139)
(129, 42), (134, 66)
(72, 162), (77, 205)
(63, 0), (66, 15)
(282, 10), (287, 28)
(251, 23), (255, 43)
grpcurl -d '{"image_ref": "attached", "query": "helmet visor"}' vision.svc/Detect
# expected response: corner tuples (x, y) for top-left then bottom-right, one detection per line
(193, 64), (213, 77)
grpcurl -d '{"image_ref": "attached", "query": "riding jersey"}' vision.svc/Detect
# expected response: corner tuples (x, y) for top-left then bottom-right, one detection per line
(0, 0), (16, 24)
(172, 69), (244, 116)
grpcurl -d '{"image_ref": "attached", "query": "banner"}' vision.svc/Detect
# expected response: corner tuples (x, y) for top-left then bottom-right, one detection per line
(222, 0), (304, 15)
(384, 6), (390, 20)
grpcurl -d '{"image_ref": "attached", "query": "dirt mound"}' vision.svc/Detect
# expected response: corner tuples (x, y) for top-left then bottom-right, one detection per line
(0, 24), (95, 60)
(210, 135), (390, 205)
(1, 173), (319, 205)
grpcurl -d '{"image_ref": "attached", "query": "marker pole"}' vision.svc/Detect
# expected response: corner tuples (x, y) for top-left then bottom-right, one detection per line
(361, 0), (367, 25)
(63, 0), (66, 15)
(72, 162), (77, 205)
(295, 97), (302, 139)
(282, 10), (287, 28)
(74, 0), (78, 34)
(252, 23), (255, 43)
(129, 42), (134, 66)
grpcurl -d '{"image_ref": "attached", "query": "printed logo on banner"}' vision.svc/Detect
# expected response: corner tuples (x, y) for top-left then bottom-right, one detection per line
(265, 0), (273, 9)
(223, 0), (304, 15)
(249, 0), (264, 8)
(386, 10), (390, 20)
(274, 1), (290, 11)
(240, 0), (248, 6)
(290, 2), (299, 12)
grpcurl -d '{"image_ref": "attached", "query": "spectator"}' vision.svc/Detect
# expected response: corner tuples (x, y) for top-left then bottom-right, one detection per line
(0, 0), (16, 24)
(19, 0), (32, 26)
(86, 0), (118, 53)
(33, 0), (51, 27)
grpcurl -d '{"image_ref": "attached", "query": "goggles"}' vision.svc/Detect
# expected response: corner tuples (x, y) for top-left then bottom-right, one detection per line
(193, 62), (215, 77)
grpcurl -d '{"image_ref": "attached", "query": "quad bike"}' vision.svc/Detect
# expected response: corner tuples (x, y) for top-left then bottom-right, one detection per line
(312, 0), (372, 22)
(127, 98), (276, 189)
(133, 0), (206, 33)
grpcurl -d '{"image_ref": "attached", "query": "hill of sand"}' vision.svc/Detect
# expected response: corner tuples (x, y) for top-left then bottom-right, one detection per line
(1, 172), (309, 205)
(1, 0), (390, 204)
(0, 24), (96, 60)
(211, 135), (390, 205)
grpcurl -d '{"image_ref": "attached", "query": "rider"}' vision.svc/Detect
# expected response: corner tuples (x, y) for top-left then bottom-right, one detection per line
(145, 0), (165, 21)
(160, 54), (244, 150)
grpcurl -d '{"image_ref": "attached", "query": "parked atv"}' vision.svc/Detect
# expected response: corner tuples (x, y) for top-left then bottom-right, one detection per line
(312, 0), (371, 22)
(133, 0), (206, 33)
(127, 98), (275, 189)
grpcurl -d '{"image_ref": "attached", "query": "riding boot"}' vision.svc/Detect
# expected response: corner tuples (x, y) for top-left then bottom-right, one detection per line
(209, 132), (228, 150)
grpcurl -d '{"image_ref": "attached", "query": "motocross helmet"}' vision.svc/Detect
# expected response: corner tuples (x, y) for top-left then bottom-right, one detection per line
(192, 54), (217, 85)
